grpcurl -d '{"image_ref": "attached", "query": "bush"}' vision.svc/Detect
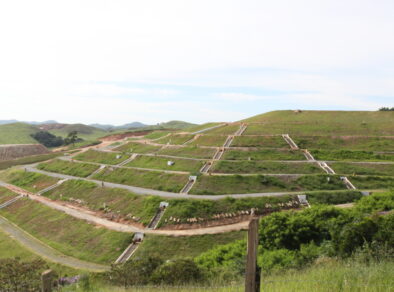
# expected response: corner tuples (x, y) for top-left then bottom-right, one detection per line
(151, 259), (203, 285)
(31, 131), (64, 147)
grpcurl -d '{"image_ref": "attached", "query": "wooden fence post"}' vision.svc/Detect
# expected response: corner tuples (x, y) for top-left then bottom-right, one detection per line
(41, 269), (54, 292)
(245, 218), (260, 292)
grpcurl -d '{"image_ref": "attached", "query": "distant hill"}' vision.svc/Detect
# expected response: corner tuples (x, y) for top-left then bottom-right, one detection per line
(47, 124), (107, 140)
(90, 122), (148, 131)
(0, 120), (197, 145)
(241, 110), (394, 136)
(0, 120), (58, 125)
(0, 123), (40, 144)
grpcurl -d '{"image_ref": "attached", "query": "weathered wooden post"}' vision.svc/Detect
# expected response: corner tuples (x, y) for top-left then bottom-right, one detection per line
(41, 269), (54, 292)
(245, 218), (260, 292)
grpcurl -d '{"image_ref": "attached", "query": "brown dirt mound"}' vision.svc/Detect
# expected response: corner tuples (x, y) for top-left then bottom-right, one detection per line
(0, 144), (50, 161)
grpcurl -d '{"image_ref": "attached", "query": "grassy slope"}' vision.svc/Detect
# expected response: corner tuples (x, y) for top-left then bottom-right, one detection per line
(115, 142), (162, 154)
(0, 152), (63, 171)
(294, 135), (394, 151)
(0, 169), (59, 192)
(184, 122), (222, 133)
(191, 174), (346, 195)
(212, 160), (323, 174)
(0, 123), (39, 144)
(134, 231), (246, 260)
(311, 149), (394, 161)
(37, 159), (100, 177)
(45, 179), (161, 225)
(158, 146), (216, 159)
(44, 179), (296, 227)
(0, 186), (17, 204)
(330, 162), (394, 176)
(243, 110), (394, 135)
(205, 124), (240, 135)
(223, 149), (306, 160)
(74, 149), (130, 165)
(155, 134), (195, 145)
(189, 135), (228, 147)
(231, 135), (290, 148)
(126, 155), (204, 172)
(0, 229), (81, 276)
(0, 199), (130, 264)
(93, 167), (188, 192)
(48, 124), (107, 140)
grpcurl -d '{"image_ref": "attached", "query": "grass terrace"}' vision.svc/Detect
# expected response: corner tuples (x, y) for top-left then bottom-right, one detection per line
(114, 142), (162, 154)
(73, 149), (130, 165)
(310, 149), (394, 162)
(126, 155), (204, 172)
(294, 135), (394, 151)
(160, 195), (297, 226)
(0, 152), (63, 171)
(223, 149), (306, 161)
(0, 169), (59, 192)
(37, 159), (100, 177)
(306, 190), (363, 205)
(0, 198), (131, 264)
(0, 186), (17, 204)
(144, 131), (173, 140)
(349, 175), (394, 189)
(93, 167), (188, 192)
(158, 146), (216, 159)
(44, 179), (162, 225)
(191, 174), (347, 195)
(44, 179), (298, 227)
(155, 134), (195, 145)
(204, 124), (240, 135)
(231, 135), (290, 148)
(134, 232), (246, 260)
(329, 162), (394, 176)
(212, 160), (323, 174)
(189, 135), (227, 147)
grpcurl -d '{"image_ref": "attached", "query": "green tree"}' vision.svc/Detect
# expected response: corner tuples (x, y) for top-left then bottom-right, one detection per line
(64, 131), (78, 146)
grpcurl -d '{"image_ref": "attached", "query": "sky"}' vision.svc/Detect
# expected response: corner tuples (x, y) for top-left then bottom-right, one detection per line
(0, 0), (393, 125)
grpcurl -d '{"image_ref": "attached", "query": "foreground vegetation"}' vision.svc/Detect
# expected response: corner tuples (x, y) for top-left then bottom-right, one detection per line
(223, 149), (305, 161)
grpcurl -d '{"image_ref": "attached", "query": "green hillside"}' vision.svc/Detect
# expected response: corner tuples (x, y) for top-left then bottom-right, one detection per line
(0, 123), (39, 144)
(243, 110), (394, 135)
(48, 124), (107, 140)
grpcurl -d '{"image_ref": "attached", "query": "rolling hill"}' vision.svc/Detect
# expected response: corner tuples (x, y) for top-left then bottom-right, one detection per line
(0, 123), (40, 144)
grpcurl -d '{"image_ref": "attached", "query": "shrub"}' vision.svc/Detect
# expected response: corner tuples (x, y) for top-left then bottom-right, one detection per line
(151, 259), (203, 285)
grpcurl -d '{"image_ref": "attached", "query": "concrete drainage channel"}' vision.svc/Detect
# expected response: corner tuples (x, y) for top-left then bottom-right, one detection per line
(37, 179), (69, 195)
(115, 202), (169, 264)
(0, 195), (24, 209)
(283, 134), (358, 191)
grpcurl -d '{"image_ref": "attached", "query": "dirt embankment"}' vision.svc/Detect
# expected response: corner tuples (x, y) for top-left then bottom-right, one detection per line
(0, 144), (50, 161)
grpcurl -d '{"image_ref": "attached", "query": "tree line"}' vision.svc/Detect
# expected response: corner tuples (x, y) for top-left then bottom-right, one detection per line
(31, 131), (82, 147)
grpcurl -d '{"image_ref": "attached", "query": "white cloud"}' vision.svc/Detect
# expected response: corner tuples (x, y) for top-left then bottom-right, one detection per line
(0, 0), (393, 123)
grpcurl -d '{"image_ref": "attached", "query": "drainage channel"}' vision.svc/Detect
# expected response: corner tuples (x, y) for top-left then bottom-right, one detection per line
(37, 179), (68, 195)
(180, 177), (197, 194)
(115, 202), (169, 264)
(282, 134), (299, 150)
(0, 195), (24, 209)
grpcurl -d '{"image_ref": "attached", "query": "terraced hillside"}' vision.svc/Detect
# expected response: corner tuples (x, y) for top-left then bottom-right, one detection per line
(0, 144), (50, 161)
(0, 110), (393, 280)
